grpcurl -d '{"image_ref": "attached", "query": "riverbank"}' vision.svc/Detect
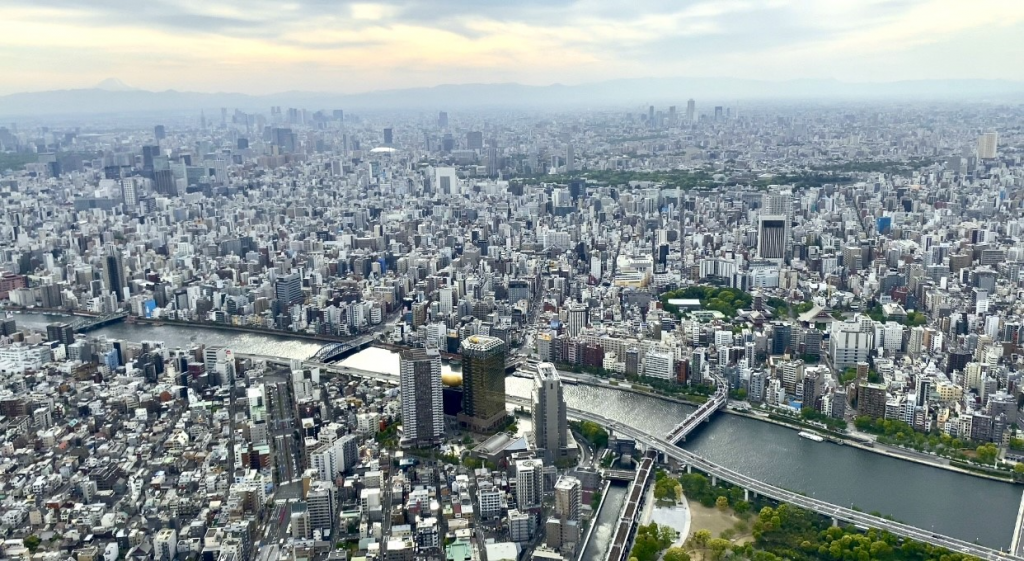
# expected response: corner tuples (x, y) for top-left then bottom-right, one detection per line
(4, 306), (94, 316)
(130, 316), (374, 344)
(564, 372), (1018, 483)
(724, 408), (1018, 484)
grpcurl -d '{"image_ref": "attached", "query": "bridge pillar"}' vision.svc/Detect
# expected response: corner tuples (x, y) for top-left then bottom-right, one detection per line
(711, 475), (717, 486)
(743, 489), (749, 502)
(832, 517), (839, 527)
(686, 464), (692, 474)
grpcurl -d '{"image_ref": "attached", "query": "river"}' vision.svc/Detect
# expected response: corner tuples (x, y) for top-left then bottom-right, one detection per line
(581, 483), (628, 561)
(13, 313), (1022, 549)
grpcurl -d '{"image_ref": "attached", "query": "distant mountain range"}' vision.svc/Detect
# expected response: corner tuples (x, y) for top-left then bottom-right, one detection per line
(1, 76), (1022, 117)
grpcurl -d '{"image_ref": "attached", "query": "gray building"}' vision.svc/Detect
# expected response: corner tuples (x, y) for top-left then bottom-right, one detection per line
(531, 363), (572, 461)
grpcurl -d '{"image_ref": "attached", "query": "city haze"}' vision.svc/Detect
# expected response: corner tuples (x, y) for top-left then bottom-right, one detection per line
(1, 0), (1024, 97)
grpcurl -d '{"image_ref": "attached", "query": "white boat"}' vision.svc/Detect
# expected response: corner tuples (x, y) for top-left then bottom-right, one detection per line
(798, 431), (825, 442)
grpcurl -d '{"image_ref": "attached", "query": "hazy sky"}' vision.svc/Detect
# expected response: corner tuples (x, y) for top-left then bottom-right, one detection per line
(1, 0), (1023, 95)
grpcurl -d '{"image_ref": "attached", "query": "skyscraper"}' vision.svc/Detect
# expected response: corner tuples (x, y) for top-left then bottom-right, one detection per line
(978, 132), (998, 159)
(154, 124), (166, 140)
(531, 363), (569, 461)
(565, 143), (575, 172)
(399, 348), (443, 446)
(466, 131), (483, 150)
(686, 99), (695, 122)
(486, 141), (499, 177)
(120, 178), (138, 208)
(458, 335), (506, 432)
(438, 111), (448, 128)
(102, 250), (125, 302)
(383, 127), (394, 145)
(757, 216), (787, 261)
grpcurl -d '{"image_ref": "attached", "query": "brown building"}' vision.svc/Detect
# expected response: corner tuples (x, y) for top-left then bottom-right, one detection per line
(857, 382), (888, 419)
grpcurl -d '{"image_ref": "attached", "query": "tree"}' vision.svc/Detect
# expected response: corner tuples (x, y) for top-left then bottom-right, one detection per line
(707, 538), (732, 560)
(976, 443), (999, 464)
(690, 529), (711, 550)
(716, 495), (730, 510)
(23, 535), (41, 553)
(663, 547), (691, 561)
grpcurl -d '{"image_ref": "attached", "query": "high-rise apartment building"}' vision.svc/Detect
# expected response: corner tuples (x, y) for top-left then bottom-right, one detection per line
(978, 132), (998, 159)
(531, 363), (569, 461)
(399, 348), (443, 446)
(120, 178), (138, 208)
(858, 382), (888, 419)
(553, 475), (581, 521)
(458, 335), (507, 432)
(309, 433), (359, 481)
(515, 458), (544, 509)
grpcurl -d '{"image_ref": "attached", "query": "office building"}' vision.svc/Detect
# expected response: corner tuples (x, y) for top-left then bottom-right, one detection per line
(46, 323), (74, 347)
(458, 335), (507, 432)
(643, 348), (674, 380)
(291, 504), (311, 539)
(686, 99), (695, 122)
(466, 131), (483, 150)
(102, 250), (126, 302)
(566, 305), (588, 337)
(829, 315), (875, 370)
(275, 272), (303, 305)
(307, 482), (336, 532)
(399, 348), (443, 446)
(757, 216), (787, 261)
(531, 363), (570, 461)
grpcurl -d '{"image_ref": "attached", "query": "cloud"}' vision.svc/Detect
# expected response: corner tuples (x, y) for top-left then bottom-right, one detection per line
(0, 0), (1022, 94)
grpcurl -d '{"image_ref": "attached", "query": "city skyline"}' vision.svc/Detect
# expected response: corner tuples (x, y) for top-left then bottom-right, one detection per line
(1, 0), (1023, 96)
